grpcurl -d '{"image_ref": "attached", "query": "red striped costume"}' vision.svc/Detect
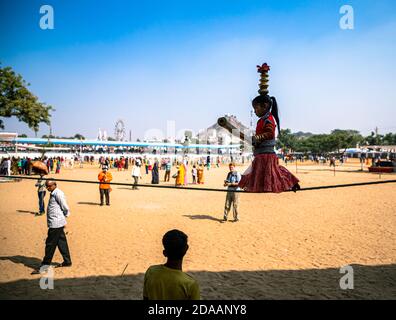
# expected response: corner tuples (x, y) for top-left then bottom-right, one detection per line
(238, 112), (299, 193)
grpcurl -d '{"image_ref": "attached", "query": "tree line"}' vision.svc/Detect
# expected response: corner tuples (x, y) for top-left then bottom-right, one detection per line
(277, 129), (396, 154)
(40, 134), (86, 140)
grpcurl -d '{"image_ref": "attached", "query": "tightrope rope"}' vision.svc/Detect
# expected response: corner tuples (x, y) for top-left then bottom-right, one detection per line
(295, 168), (375, 174)
(1, 175), (396, 193)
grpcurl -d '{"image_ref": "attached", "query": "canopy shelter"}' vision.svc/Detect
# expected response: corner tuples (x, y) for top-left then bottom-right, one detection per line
(15, 144), (71, 151)
(12, 137), (241, 150)
(0, 132), (18, 142)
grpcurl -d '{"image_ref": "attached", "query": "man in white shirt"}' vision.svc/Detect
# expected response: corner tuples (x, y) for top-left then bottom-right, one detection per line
(6, 158), (11, 176)
(32, 180), (72, 274)
(131, 159), (141, 190)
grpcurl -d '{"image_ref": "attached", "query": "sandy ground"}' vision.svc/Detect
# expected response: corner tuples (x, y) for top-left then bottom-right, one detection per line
(0, 159), (395, 299)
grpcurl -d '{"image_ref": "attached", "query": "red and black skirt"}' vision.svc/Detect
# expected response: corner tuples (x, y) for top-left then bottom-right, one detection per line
(239, 154), (299, 193)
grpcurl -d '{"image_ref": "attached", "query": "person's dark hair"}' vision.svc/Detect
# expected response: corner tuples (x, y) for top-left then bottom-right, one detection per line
(252, 95), (280, 135)
(162, 229), (188, 260)
(45, 180), (56, 187)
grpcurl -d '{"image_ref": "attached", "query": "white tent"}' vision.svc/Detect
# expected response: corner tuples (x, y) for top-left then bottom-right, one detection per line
(0, 132), (18, 142)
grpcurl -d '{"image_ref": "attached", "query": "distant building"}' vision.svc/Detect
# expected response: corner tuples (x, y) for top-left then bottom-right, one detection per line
(197, 114), (252, 145)
(0, 132), (18, 142)
(366, 145), (396, 153)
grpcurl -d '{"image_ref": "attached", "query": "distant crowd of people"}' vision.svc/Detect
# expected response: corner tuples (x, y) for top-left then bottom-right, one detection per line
(0, 156), (75, 176)
(282, 154), (348, 166)
(93, 156), (225, 206)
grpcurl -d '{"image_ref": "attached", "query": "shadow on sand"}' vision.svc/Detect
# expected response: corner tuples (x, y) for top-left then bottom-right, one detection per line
(0, 260), (394, 299)
(77, 202), (101, 206)
(183, 214), (224, 223)
(0, 256), (42, 270)
(16, 210), (37, 215)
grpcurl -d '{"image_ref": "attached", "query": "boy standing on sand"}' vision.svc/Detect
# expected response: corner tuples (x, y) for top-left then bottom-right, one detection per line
(164, 160), (172, 182)
(191, 165), (197, 184)
(222, 163), (241, 222)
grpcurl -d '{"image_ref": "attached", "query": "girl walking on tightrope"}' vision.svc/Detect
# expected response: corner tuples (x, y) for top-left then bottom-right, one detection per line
(239, 63), (300, 193)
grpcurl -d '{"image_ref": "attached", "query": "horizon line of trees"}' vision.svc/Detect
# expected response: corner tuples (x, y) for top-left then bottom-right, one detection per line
(40, 133), (86, 140)
(277, 129), (396, 154)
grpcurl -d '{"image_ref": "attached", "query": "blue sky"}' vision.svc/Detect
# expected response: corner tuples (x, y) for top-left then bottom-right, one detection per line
(1, 0), (395, 139)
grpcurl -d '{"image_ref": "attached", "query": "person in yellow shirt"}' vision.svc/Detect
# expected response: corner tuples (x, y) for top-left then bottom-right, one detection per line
(98, 166), (113, 206)
(175, 163), (185, 186)
(143, 229), (200, 300)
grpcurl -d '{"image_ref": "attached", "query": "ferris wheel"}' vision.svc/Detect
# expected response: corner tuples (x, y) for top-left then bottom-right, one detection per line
(114, 119), (126, 141)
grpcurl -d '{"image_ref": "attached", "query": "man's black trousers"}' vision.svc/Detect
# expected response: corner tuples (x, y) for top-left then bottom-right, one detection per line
(42, 227), (71, 265)
(100, 188), (110, 205)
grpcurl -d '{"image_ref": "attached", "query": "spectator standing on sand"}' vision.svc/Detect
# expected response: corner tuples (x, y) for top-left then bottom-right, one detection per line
(144, 159), (149, 174)
(131, 159), (141, 190)
(17, 158), (22, 174)
(151, 160), (160, 184)
(35, 175), (47, 216)
(32, 180), (72, 274)
(143, 229), (200, 300)
(197, 164), (204, 184)
(182, 160), (188, 186)
(6, 158), (11, 176)
(164, 160), (172, 182)
(56, 157), (61, 174)
(222, 163), (241, 223)
(330, 156), (336, 167)
(175, 163), (184, 187)
(98, 166), (113, 206)
(173, 164), (180, 187)
(191, 165), (197, 184)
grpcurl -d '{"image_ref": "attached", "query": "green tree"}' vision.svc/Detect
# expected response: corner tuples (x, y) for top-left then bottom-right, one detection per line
(0, 64), (53, 135)
(382, 133), (396, 145)
(74, 133), (85, 140)
(329, 129), (364, 152)
(279, 128), (393, 154)
(364, 132), (383, 146)
(303, 134), (331, 154)
(277, 129), (298, 151)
